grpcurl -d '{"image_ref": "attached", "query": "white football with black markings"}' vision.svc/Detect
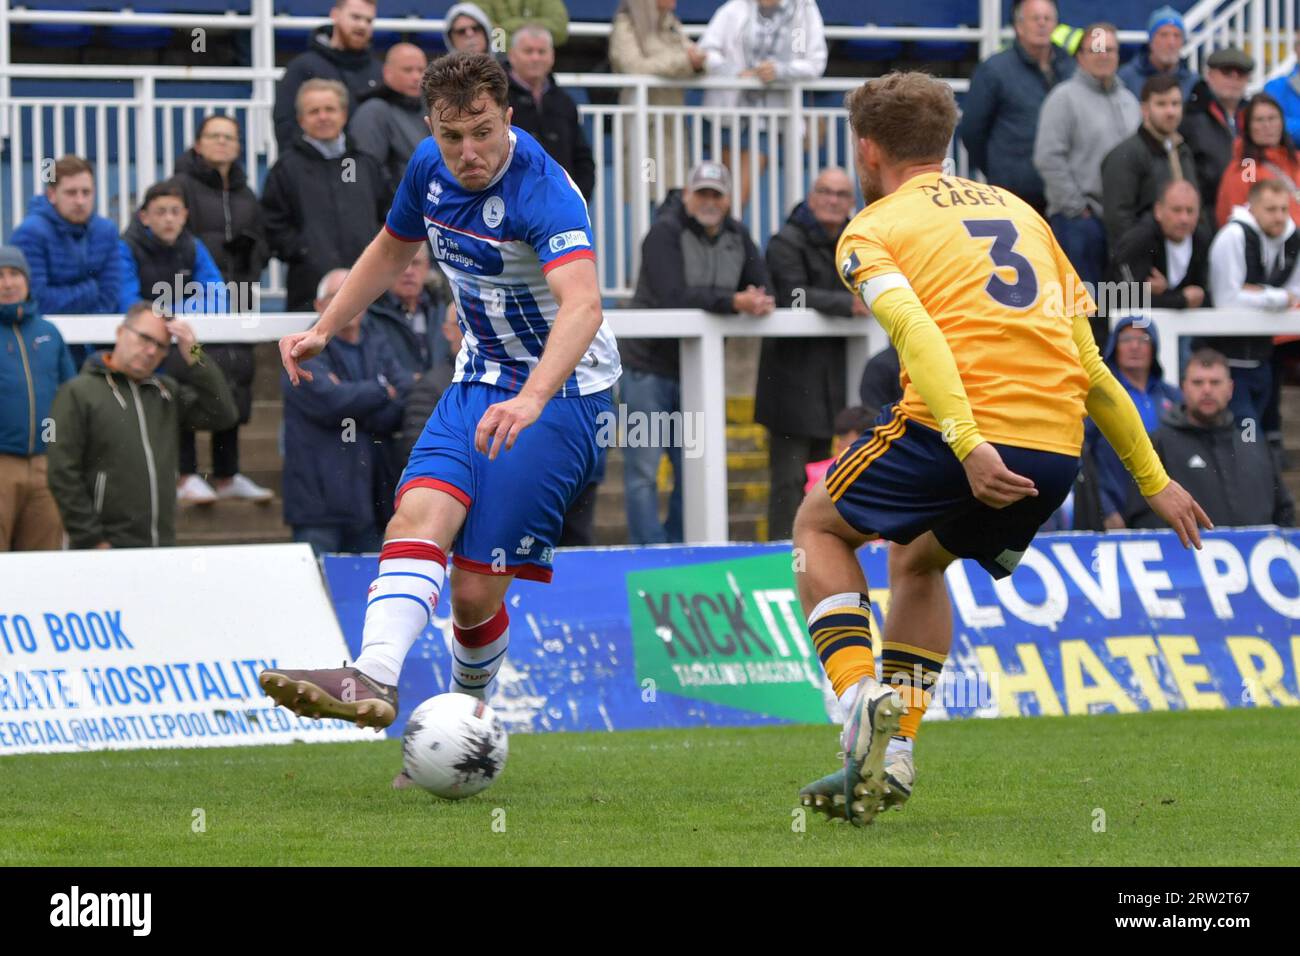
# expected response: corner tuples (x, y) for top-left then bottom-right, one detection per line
(401, 694), (509, 799)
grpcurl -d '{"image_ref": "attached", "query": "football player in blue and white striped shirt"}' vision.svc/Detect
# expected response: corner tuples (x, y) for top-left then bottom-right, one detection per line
(261, 52), (621, 729)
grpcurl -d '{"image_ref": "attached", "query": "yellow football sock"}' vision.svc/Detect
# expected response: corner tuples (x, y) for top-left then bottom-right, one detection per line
(809, 596), (875, 697)
(880, 641), (946, 739)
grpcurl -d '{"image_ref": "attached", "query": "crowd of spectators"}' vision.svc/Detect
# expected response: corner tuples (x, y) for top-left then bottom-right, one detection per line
(4, 0), (1297, 555)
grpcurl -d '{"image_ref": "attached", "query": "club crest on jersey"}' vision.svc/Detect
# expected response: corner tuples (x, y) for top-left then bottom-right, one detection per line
(548, 230), (590, 254)
(483, 196), (505, 228)
(426, 179), (443, 205)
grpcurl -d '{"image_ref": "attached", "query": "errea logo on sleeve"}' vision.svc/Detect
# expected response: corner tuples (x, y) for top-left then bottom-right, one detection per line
(548, 230), (590, 254)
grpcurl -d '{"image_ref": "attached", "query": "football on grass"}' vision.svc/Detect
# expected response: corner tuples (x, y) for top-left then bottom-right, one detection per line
(401, 694), (509, 799)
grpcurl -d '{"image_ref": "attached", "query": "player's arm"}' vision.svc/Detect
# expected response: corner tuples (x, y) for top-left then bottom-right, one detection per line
(473, 256), (604, 459)
(1071, 312), (1212, 547)
(280, 228), (422, 385)
(868, 284), (983, 458)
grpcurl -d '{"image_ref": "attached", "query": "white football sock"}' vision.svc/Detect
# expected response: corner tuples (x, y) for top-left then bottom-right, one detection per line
(886, 736), (914, 756)
(354, 538), (446, 687)
(452, 604), (510, 699)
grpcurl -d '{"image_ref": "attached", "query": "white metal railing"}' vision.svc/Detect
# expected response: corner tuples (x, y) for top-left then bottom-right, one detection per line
(1183, 0), (1299, 83)
(0, 64), (972, 301)
(41, 308), (1300, 543)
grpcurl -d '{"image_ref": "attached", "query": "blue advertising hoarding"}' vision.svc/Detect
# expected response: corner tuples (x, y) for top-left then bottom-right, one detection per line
(321, 528), (1300, 737)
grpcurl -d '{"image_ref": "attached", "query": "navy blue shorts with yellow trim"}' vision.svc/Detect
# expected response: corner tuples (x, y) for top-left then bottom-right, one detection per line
(824, 405), (1079, 579)
(397, 381), (611, 583)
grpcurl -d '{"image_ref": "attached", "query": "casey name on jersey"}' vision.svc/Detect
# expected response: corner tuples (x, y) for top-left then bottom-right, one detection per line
(921, 177), (1009, 210)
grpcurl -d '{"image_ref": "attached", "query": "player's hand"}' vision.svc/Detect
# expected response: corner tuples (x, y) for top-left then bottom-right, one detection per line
(755, 61), (778, 82)
(476, 393), (544, 460)
(851, 296), (870, 317)
(1182, 285), (1205, 308)
(686, 43), (707, 71)
(961, 442), (1038, 509)
(1144, 479), (1213, 549)
(280, 328), (330, 386)
(1148, 267), (1168, 295)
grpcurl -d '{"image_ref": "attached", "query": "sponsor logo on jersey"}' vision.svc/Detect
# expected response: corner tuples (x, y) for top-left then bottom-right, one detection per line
(516, 534), (535, 556)
(483, 196), (505, 228)
(839, 250), (861, 284)
(426, 225), (476, 270)
(548, 230), (590, 254)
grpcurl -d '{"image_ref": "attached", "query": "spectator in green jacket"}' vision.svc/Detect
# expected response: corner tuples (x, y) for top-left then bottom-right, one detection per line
(477, 0), (569, 47)
(46, 302), (238, 549)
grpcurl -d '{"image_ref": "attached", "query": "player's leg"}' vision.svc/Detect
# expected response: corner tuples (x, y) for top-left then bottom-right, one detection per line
(793, 482), (905, 825)
(260, 486), (468, 728)
(875, 531), (959, 812)
(446, 565), (514, 699)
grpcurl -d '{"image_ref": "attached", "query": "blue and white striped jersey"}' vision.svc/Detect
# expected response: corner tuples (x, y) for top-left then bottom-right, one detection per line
(385, 127), (621, 397)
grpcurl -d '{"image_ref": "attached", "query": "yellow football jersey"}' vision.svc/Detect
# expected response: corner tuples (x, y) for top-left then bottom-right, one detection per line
(837, 171), (1095, 457)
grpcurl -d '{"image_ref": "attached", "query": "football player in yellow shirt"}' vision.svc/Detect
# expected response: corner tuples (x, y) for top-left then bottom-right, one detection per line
(794, 72), (1211, 826)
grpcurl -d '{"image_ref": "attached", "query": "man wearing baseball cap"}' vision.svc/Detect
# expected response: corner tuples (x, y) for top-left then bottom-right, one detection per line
(1118, 5), (1197, 101)
(0, 245), (76, 550)
(1181, 46), (1254, 213)
(620, 161), (774, 543)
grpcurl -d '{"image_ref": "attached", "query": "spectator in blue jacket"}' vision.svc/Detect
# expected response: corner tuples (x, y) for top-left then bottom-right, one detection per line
(0, 245), (76, 550)
(1117, 5), (1197, 103)
(9, 155), (122, 360)
(1086, 315), (1182, 529)
(1263, 36), (1300, 142)
(117, 180), (227, 315)
(957, 0), (1074, 214)
(282, 269), (411, 556)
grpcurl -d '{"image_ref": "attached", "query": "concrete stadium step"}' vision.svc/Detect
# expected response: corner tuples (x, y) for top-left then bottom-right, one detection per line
(175, 528), (293, 546)
(726, 395), (755, 424)
(728, 481), (769, 509)
(726, 450), (768, 473)
(175, 496), (281, 528)
(252, 341), (284, 399)
(727, 423), (768, 452)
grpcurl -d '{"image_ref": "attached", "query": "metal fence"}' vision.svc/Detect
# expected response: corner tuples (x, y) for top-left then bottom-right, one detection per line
(0, 64), (971, 299)
(44, 307), (1300, 542)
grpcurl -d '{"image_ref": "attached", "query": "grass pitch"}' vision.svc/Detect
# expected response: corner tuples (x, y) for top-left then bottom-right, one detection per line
(3, 708), (1296, 866)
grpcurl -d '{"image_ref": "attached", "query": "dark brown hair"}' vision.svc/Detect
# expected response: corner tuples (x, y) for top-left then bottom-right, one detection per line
(844, 72), (957, 164)
(1185, 347), (1229, 377)
(196, 113), (240, 141)
(1241, 93), (1297, 167)
(140, 179), (187, 211)
(53, 154), (94, 184)
(421, 51), (509, 121)
(1140, 73), (1182, 102)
